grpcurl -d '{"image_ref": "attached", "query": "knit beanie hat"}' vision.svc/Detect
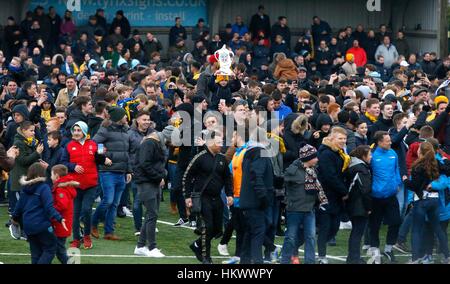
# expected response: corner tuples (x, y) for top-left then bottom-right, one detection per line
(299, 144), (318, 163)
(162, 125), (175, 144)
(71, 121), (89, 137)
(346, 53), (354, 62)
(108, 107), (127, 123)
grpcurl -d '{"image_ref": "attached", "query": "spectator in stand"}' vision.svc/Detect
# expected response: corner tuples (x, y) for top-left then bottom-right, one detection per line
(110, 10), (131, 39)
(249, 5), (271, 41)
(375, 36), (399, 69)
(394, 31), (410, 57)
(95, 9), (108, 36)
(311, 16), (332, 48)
(316, 40), (333, 77)
(365, 30), (380, 64)
(271, 16), (291, 49)
(192, 18), (209, 42)
(376, 24), (392, 44)
(4, 17), (22, 60)
(169, 17), (187, 47)
(421, 52), (437, 77)
(232, 16), (249, 38)
(60, 10), (76, 39)
(346, 40), (367, 67)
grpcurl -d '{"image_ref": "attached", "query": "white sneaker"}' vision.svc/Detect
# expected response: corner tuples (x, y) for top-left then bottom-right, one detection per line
(318, 257), (328, 264)
(123, 207), (133, 217)
(367, 248), (381, 264)
(339, 221), (352, 230)
(95, 197), (101, 203)
(156, 228), (159, 233)
(134, 231), (141, 236)
(134, 246), (151, 257)
(190, 221), (197, 228)
(218, 244), (230, 256)
(148, 248), (165, 258)
(174, 218), (188, 227)
(362, 245), (370, 251)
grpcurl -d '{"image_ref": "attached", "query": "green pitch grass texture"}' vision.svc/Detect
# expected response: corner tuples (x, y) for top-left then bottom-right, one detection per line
(0, 190), (449, 264)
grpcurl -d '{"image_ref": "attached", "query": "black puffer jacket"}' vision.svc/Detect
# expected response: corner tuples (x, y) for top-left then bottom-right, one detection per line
(134, 133), (167, 185)
(345, 157), (372, 217)
(93, 120), (131, 173)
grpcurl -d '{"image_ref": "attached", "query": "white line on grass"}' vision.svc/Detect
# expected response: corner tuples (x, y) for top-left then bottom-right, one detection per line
(0, 252), (229, 259)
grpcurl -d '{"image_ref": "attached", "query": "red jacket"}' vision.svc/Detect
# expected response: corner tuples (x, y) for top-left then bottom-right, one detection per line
(346, 47), (367, 67)
(51, 176), (78, 238)
(406, 141), (450, 175)
(65, 139), (99, 190)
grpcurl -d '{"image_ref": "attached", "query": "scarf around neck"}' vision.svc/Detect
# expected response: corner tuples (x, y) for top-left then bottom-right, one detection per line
(365, 112), (378, 123)
(301, 161), (329, 208)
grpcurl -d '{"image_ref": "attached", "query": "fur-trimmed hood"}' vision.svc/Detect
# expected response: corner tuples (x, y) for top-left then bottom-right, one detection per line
(19, 176), (46, 186)
(290, 114), (309, 135)
(56, 181), (80, 188)
(19, 176), (47, 195)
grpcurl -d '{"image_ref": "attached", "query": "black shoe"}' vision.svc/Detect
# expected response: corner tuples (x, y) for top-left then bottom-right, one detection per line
(202, 257), (213, 264)
(5, 220), (11, 228)
(189, 242), (203, 263)
(383, 251), (397, 263)
(327, 237), (337, 246)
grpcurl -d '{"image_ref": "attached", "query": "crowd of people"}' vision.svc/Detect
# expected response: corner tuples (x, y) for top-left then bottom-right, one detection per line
(1, 4), (450, 265)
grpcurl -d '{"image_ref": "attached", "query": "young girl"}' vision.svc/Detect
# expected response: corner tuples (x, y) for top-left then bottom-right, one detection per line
(406, 142), (450, 264)
(12, 163), (67, 264)
(62, 121), (104, 249)
(346, 145), (372, 264)
(9, 121), (44, 217)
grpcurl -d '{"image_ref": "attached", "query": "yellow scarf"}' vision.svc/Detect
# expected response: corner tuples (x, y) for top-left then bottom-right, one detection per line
(365, 112), (378, 123)
(193, 72), (201, 81)
(41, 109), (51, 123)
(267, 133), (286, 154)
(338, 149), (351, 172)
(24, 137), (39, 147)
(322, 137), (350, 172)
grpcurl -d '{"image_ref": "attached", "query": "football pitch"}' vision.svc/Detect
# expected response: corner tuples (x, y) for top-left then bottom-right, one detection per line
(0, 190), (448, 264)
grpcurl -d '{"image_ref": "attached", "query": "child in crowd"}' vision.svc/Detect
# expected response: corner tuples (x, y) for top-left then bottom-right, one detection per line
(12, 163), (67, 264)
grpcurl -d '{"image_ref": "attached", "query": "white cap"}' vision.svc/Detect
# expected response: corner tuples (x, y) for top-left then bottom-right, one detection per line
(400, 60), (409, 67)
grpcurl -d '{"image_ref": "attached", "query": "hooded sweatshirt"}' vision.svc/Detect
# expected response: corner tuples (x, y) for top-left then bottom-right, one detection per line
(51, 175), (78, 238)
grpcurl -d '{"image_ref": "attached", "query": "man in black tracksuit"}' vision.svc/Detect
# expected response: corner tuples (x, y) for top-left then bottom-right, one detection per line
(183, 130), (233, 264)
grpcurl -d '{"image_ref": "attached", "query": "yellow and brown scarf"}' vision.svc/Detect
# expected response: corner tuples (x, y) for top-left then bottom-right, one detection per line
(364, 112), (378, 123)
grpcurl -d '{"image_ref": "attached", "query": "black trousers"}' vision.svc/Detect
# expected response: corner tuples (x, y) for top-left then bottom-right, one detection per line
(368, 195), (401, 248)
(347, 216), (368, 263)
(220, 206), (246, 257)
(196, 195), (223, 259)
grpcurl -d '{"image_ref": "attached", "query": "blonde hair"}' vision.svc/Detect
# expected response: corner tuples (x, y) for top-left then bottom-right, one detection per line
(331, 126), (347, 137)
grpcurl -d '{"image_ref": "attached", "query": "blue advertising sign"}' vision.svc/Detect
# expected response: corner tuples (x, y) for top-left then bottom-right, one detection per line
(30, 0), (208, 27)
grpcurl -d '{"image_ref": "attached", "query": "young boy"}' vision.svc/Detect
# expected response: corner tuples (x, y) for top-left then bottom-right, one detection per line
(355, 121), (368, 147)
(40, 131), (65, 182)
(12, 163), (67, 264)
(51, 164), (78, 264)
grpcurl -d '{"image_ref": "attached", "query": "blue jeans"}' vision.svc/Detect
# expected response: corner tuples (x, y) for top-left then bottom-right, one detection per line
(397, 210), (413, 244)
(411, 198), (450, 261)
(92, 172), (126, 235)
(221, 190), (230, 227)
(73, 187), (97, 240)
(28, 229), (57, 264)
(131, 181), (143, 232)
(396, 184), (408, 218)
(281, 211), (316, 264)
(241, 209), (266, 264)
(167, 162), (177, 202)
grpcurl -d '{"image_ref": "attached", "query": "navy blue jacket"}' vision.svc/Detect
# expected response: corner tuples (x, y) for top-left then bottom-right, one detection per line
(240, 146), (274, 210)
(43, 145), (65, 180)
(389, 127), (409, 177)
(317, 140), (349, 214)
(12, 178), (62, 235)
